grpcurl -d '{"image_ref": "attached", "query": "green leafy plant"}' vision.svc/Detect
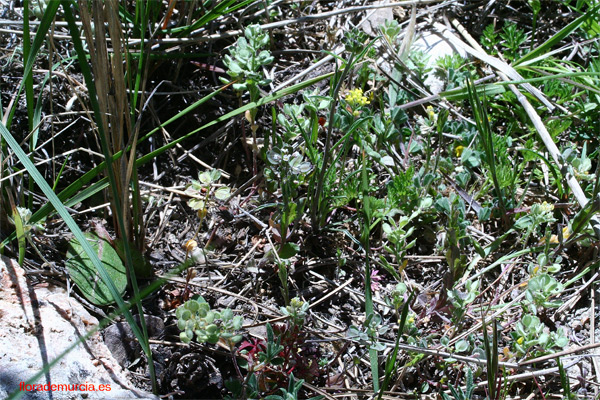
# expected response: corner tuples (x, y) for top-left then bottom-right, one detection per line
(176, 296), (243, 346)
(231, 301), (319, 398)
(185, 169), (231, 242)
(222, 24), (274, 166)
(222, 24), (274, 97)
(529, 251), (563, 275)
(435, 192), (471, 297)
(379, 197), (432, 279)
(441, 368), (475, 400)
(525, 273), (564, 312)
(380, 19), (402, 44)
(448, 280), (480, 326)
(266, 148), (312, 246)
(510, 314), (568, 357)
(481, 23), (499, 55)
(499, 22), (528, 61)
(513, 202), (557, 246)
(434, 54), (470, 91)
(563, 143), (595, 182)
(347, 312), (389, 352)
(263, 373), (318, 400)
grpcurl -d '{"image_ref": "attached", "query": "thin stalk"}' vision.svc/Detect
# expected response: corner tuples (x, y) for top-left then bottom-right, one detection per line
(22, 2), (33, 209)
(360, 149), (378, 393)
(467, 79), (510, 228)
(311, 53), (355, 231)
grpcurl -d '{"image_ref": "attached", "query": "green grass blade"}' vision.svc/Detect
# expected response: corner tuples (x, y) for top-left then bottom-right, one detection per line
(166, 0), (257, 36)
(11, 206), (26, 266)
(5, 0), (60, 129)
(440, 82), (505, 102)
(22, 2), (34, 130)
(514, 3), (600, 67)
(360, 150), (378, 393)
(0, 121), (145, 350)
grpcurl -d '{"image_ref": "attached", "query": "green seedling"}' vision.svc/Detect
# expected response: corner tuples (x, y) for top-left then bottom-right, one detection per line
(176, 296), (243, 346)
(280, 297), (309, 328)
(185, 169), (230, 242)
(266, 148), (311, 247)
(379, 199), (431, 280)
(563, 143), (595, 181)
(347, 312), (389, 353)
(481, 24), (499, 55)
(529, 251), (562, 275)
(557, 357), (576, 400)
(262, 373), (318, 400)
(499, 22), (528, 61)
(380, 19), (402, 44)
(8, 206), (44, 265)
(435, 192), (471, 298)
(186, 169), (230, 214)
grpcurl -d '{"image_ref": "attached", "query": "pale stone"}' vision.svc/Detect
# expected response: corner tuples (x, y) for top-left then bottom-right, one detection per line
(0, 256), (157, 399)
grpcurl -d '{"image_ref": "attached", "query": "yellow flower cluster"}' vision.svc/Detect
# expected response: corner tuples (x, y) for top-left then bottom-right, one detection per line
(426, 105), (436, 119)
(345, 88), (370, 108)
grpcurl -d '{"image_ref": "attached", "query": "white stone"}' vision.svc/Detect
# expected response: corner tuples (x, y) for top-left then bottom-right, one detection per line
(411, 30), (469, 94)
(0, 256), (156, 399)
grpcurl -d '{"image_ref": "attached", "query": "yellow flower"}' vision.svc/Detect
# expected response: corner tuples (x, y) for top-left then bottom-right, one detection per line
(426, 105), (435, 119)
(455, 145), (465, 157)
(517, 337), (524, 345)
(345, 88), (370, 107)
(540, 201), (554, 214)
(547, 226), (571, 245)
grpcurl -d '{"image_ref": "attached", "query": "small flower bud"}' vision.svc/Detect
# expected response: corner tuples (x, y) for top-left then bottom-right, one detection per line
(183, 239), (198, 253)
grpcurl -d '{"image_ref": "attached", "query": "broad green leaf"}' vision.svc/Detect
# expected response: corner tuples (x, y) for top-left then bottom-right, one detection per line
(66, 232), (127, 305)
(278, 242), (299, 259)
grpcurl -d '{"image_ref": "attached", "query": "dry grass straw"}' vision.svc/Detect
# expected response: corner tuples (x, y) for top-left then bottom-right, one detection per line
(79, 0), (144, 248)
